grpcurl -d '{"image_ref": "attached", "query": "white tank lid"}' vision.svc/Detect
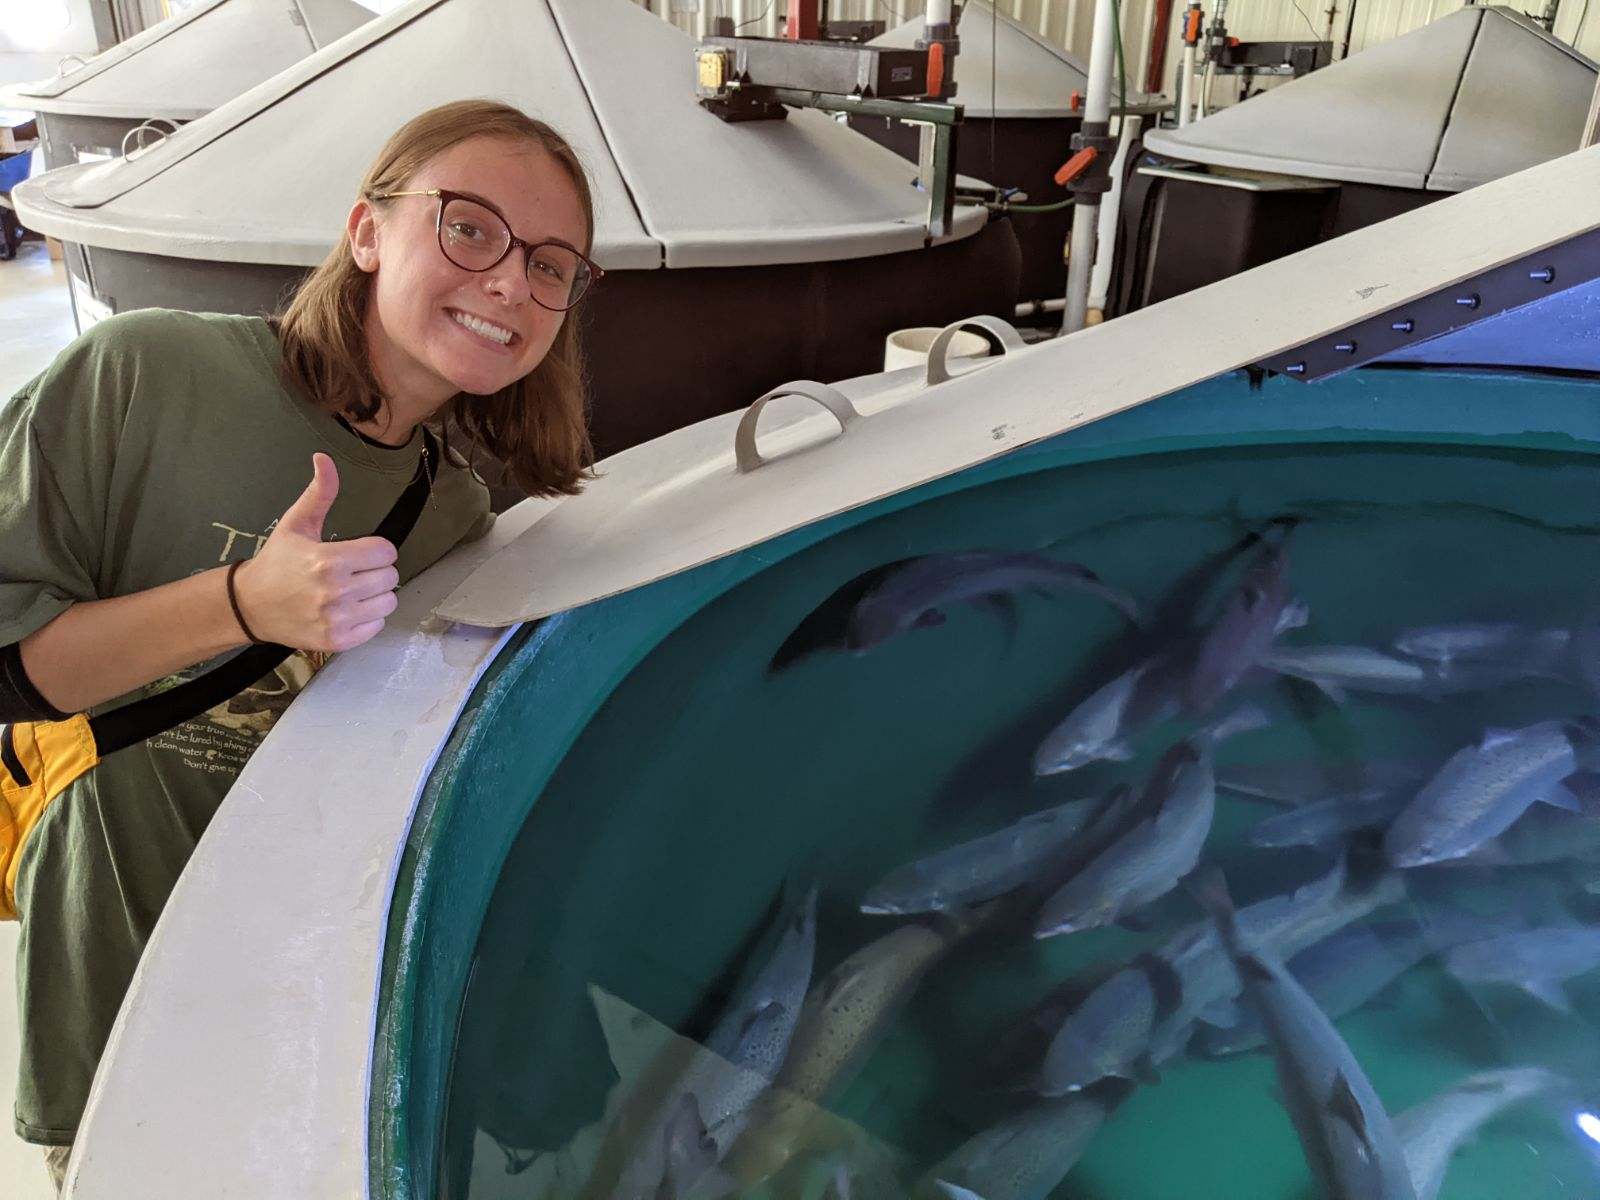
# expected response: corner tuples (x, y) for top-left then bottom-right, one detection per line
(873, 0), (1164, 119)
(0, 0), (372, 121)
(11, 0), (987, 272)
(1143, 6), (1596, 192)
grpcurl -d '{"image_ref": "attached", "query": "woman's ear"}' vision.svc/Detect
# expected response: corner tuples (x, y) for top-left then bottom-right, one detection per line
(347, 198), (380, 273)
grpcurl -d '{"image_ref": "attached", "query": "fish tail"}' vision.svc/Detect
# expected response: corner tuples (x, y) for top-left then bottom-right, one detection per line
(1186, 865), (1241, 949)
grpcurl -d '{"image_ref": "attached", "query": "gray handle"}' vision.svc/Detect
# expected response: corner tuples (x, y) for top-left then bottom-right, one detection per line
(121, 119), (179, 157)
(57, 55), (88, 76)
(925, 315), (1026, 385)
(734, 380), (860, 473)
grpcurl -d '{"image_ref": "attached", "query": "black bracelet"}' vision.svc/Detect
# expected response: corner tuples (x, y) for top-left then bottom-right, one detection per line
(226, 560), (266, 646)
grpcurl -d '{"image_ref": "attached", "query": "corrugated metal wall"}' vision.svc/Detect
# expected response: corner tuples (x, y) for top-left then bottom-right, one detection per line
(645, 0), (1599, 109)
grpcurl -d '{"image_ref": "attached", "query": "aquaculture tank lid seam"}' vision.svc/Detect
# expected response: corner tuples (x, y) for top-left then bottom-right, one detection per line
(8, 0), (986, 271)
(431, 143), (1600, 628)
(1142, 6), (1597, 192)
(0, 0), (372, 119)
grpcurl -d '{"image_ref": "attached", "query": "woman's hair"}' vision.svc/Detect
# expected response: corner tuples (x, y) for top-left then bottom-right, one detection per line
(277, 99), (595, 498)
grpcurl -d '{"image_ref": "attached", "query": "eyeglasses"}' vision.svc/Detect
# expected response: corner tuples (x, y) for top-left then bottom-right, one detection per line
(367, 187), (602, 312)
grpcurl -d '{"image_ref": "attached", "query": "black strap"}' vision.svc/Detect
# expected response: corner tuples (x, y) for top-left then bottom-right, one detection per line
(88, 428), (439, 758)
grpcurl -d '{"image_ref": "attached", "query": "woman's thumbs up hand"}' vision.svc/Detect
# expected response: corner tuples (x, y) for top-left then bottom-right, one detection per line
(230, 453), (401, 652)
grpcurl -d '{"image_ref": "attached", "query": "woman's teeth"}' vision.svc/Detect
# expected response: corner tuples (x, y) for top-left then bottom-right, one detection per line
(452, 310), (514, 346)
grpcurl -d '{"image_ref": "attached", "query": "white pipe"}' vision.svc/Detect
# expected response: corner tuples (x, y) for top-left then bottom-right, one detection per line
(1197, 56), (1215, 118)
(1178, 42), (1196, 125)
(1063, 0), (1118, 333)
(1089, 114), (1140, 311)
(926, 0), (954, 24)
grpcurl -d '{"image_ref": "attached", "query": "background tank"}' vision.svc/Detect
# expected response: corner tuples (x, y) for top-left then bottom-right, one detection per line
(12, 0), (1020, 475)
(1109, 5), (1597, 315)
(854, 0), (1165, 309)
(50, 141), (1600, 1199)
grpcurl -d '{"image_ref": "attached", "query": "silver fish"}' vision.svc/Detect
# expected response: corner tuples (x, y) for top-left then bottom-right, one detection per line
(860, 798), (1104, 916)
(1186, 522), (1304, 714)
(726, 912), (985, 1185)
(1263, 645), (1436, 702)
(1034, 741), (1216, 938)
(1194, 871), (1417, 1200)
(1032, 658), (1177, 777)
(1443, 924), (1600, 1013)
(1393, 622), (1570, 668)
(1395, 1068), (1562, 1200)
(1384, 722), (1583, 867)
(846, 552), (1140, 652)
(1248, 791), (1405, 850)
(585, 888), (819, 1200)
(1037, 859), (1404, 1094)
(1460, 778), (1600, 867)
(1219, 758), (1430, 808)
(917, 1093), (1111, 1200)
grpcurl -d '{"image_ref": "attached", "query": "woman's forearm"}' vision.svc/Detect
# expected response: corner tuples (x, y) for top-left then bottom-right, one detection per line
(19, 567), (250, 714)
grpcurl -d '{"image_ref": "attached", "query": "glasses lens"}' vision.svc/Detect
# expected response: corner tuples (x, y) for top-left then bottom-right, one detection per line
(439, 197), (511, 271)
(527, 243), (593, 311)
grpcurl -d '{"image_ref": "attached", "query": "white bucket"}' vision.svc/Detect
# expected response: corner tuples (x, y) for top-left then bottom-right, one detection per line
(882, 326), (991, 373)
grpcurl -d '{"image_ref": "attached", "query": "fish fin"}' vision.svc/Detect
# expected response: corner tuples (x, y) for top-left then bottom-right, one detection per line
(973, 593), (1022, 648)
(1237, 953), (1275, 985)
(1479, 727), (1520, 751)
(913, 609), (948, 630)
(1186, 866), (1240, 944)
(1303, 676), (1348, 705)
(1276, 599), (1312, 635)
(1326, 1072), (1370, 1143)
(1205, 702), (1273, 743)
(1538, 784), (1582, 813)
(1520, 977), (1574, 1014)
(1130, 1053), (1162, 1086)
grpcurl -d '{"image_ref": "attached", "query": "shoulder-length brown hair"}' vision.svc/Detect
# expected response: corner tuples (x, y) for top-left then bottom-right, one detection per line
(277, 99), (595, 498)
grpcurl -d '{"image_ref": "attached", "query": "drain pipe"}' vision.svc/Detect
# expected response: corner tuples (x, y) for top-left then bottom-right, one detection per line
(1584, 65), (1600, 148)
(1178, 2), (1203, 125)
(1061, 0), (1119, 333)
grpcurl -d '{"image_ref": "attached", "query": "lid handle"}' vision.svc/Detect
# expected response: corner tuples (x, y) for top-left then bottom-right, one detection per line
(121, 118), (179, 158)
(925, 315), (1026, 385)
(735, 380), (860, 474)
(57, 54), (88, 76)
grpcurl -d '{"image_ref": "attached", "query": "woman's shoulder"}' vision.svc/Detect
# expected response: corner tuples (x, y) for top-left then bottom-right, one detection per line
(79, 308), (269, 357)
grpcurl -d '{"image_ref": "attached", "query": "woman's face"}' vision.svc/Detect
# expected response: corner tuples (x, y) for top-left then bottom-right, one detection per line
(350, 134), (590, 406)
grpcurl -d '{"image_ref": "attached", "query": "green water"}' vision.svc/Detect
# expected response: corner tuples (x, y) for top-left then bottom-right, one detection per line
(441, 442), (1600, 1199)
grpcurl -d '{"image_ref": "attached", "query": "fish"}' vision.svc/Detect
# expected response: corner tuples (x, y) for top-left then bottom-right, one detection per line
(1443, 924), (1600, 1013)
(1248, 791), (1406, 850)
(1035, 857), (1405, 1094)
(1393, 622), (1571, 669)
(1383, 721), (1586, 867)
(859, 797), (1106, 916)
(1034, 741), (1216, 938)
(582, 888), (819, 1199)
(1218, 758), (1430, 808)
(725, 910), (987, 1185)
(1186, 519), (1305, 714)
(1195, 919), (1442, 1057)
(1262, 645), (1436, 703)
(841, 553), (1141, 653)
(655, 1095), (733, 1200)
(1032, 657), (1179, 776)
(1192, 869), (1417, 1200)
(1395, 1068), (1563, 1200)
(914, 1089), (1116, 1200)
(1458, 776), (1600, 867)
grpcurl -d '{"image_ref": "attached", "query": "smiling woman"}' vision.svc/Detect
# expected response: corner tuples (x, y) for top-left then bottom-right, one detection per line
(0, 99), (598, 1193)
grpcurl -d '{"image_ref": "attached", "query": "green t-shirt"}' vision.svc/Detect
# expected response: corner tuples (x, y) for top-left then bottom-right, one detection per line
(0, 309), (494, 1144)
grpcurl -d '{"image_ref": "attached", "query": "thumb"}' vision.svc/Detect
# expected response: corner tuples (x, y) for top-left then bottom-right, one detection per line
(280, 452), (339, 539)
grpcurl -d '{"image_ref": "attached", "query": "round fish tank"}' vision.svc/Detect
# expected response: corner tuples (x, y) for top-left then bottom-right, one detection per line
(0, 0), (370, 330)
(53, 150), (1600, 1199)
(1114, 6), (1597, 315)
(854, 0), (1164, 310)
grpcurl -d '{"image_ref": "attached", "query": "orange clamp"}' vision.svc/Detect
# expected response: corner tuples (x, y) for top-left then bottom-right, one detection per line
(1183, 5), (1203, 43)
(1054, 146), (1099, 187)
(926, 42), (946, 98)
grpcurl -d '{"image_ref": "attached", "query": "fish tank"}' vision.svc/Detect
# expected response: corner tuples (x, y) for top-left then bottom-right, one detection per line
(373, 353), (1600, 1200)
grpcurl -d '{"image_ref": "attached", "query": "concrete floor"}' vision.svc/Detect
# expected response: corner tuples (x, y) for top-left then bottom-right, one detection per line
(1, 238), (80, 1200)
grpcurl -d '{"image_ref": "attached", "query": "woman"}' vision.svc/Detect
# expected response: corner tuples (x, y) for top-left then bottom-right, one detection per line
(0, 98), (599, 1191)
